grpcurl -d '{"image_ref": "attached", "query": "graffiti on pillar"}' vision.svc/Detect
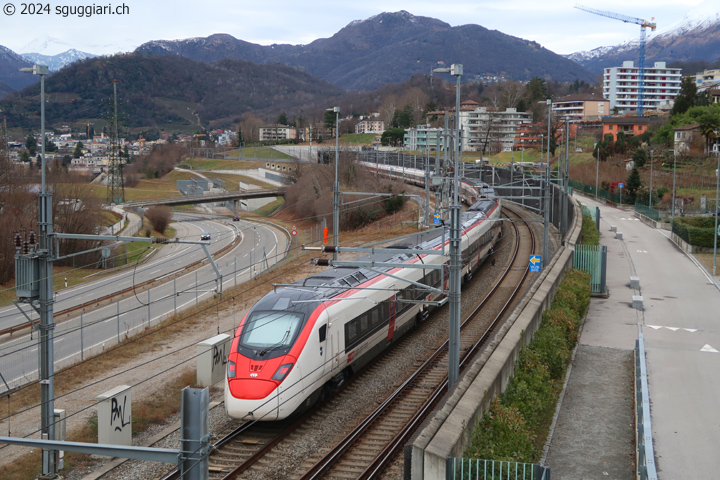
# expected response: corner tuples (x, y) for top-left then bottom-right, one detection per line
(111, 395), (131, 432)
(212, 344), (227, 372)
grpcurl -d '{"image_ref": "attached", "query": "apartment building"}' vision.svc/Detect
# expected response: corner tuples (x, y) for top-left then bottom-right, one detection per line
(403, 124), (445, 151)
(603, 61), (682, 114)
(258, 124), (297, 142)
(459, 107), (532, 153)
(694, 69), (720, 88)
(552, 94), (607, 121)
(355, 119), (385, 134)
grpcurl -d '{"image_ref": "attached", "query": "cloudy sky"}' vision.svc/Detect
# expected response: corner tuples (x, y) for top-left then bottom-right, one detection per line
(1, 0), (707, 56)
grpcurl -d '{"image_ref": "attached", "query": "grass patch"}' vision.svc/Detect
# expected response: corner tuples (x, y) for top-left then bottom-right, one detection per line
(254, 197), (285, 217)
(465, 269), (591, 463)
(340, 133), (376, 145)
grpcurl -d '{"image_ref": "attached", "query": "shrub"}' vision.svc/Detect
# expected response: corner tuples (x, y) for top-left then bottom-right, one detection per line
(465, 268), (591, 463)
(145, 206), (172, 234)
(466, 400), (536, 463)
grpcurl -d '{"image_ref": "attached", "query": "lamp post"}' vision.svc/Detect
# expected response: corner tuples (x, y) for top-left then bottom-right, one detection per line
(20, 64), (57, 477)
(595, 142), (600, 198)
(432, 63), (463, 388)
(544, 99), (551, 266)
(327, 107), (340, 261)
(649, 149), (654, 209)
(671, 149), (677, 234)
(714, 146), (719, 276)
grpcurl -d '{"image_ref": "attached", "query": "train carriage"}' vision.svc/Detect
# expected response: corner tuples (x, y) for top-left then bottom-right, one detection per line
(225, 191), (502, 421)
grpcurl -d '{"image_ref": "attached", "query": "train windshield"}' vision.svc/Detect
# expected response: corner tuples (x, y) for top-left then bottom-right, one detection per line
(238, 311), (304, 358)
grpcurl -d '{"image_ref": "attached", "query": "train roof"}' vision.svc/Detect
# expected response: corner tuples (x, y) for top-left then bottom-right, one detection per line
(275, 197), (499, 304)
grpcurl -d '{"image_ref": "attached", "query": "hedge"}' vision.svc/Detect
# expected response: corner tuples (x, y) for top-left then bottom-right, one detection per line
(465, 269), (591, 462)
(672, 216), (720, 248)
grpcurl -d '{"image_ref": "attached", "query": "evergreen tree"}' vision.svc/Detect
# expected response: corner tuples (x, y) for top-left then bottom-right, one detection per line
(632, 148), (648, 168)
(26, 134), (37, 157)
(672, 77), (697, 116)
(277, 112), (288, 125)
(625, 167), (642, 204)
(73, 141), (84, 158)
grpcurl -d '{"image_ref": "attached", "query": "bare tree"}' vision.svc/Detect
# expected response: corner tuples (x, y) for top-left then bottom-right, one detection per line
(145, 206), (172, 234)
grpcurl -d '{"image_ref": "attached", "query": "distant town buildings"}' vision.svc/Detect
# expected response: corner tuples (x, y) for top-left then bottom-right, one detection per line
(603, 61), (682, 115)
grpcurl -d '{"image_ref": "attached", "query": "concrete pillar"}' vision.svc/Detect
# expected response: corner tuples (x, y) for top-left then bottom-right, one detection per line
(97, 385), (132, 446)
(196, 334), (232, 387)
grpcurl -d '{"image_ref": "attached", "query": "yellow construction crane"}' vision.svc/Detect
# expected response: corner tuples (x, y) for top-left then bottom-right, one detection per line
(575, 4), (657, 117)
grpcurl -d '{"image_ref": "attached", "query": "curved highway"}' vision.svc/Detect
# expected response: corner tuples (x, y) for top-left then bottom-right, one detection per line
(0, 212), (288, 392)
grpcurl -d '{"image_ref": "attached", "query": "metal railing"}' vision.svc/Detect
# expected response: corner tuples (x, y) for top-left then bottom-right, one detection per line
(635, 333), (658, 480)
(634, 203), (660, 222)
(573, 244), (607, 295)
(447, 458), (550, 480)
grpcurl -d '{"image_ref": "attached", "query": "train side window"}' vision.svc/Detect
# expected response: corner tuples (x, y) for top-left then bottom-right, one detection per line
(371, 308), (380, 327)
(318, 324), (327, 342)
(360, 314), (368, 333)
(346, 321), (358, 343)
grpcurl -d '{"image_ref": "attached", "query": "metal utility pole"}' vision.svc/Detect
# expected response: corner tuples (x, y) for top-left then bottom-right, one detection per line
(449, 64), (463, 387)
(431, 63), (463, 387)
(107, 79), (125, 204)
(543, 99), (551, 267)
(19, 64), (57, 477)
(331, 107), (340, 261)
(714, 147), (719, 276)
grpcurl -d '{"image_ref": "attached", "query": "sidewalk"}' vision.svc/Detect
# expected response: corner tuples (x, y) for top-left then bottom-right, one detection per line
(545, 195), (720, 479)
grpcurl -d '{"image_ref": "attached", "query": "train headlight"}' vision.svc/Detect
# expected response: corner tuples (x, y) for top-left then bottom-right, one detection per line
(227, 360), (236, 379)
(272, 363), (294, 382)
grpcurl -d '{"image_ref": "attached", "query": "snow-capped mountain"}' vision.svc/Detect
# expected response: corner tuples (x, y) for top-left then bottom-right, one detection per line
(569, 0), (720, 73)
(17, 36), (73, 56)
(21, 49), (96, 72)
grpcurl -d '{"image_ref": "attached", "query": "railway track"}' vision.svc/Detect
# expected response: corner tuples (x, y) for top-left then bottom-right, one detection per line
(294, 205), (536, 480)
(156, 204), (537, 480)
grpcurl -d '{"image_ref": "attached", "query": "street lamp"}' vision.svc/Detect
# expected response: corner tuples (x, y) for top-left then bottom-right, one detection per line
(20, 64), (57, 477)
(543, 99), (551, 266)
(671, 149), (677, 234)
(432, 63), (463, 388)
(714, 146), (719, 276)
(326, 107), (340, 261)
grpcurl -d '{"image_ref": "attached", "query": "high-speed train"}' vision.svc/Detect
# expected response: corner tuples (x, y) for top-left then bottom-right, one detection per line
(359, 160), (494, 206)
(224, 181), (502, 421)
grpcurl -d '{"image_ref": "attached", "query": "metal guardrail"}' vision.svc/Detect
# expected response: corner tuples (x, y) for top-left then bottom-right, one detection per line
(447, 458), (550, 480)
(635, 333), (658, 480)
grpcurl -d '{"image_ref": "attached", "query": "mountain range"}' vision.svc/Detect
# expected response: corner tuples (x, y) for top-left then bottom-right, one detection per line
(135, 11), (594, 91)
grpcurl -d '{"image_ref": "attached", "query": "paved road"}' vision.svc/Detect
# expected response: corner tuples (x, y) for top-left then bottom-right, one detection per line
(545, 194), (720, 479)
(0, 213), (288, 393)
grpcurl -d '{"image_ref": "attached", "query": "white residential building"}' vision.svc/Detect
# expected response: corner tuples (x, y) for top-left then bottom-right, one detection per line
(403, 124), (445, 151)
(355, 119), (385, 134)
(258, 124), (296, 142)
(459, 107), (531, 153)
(603, 61), (682, 115)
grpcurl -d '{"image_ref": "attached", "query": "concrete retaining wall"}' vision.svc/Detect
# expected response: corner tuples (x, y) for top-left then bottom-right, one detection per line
(406, 196), (583, 479)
